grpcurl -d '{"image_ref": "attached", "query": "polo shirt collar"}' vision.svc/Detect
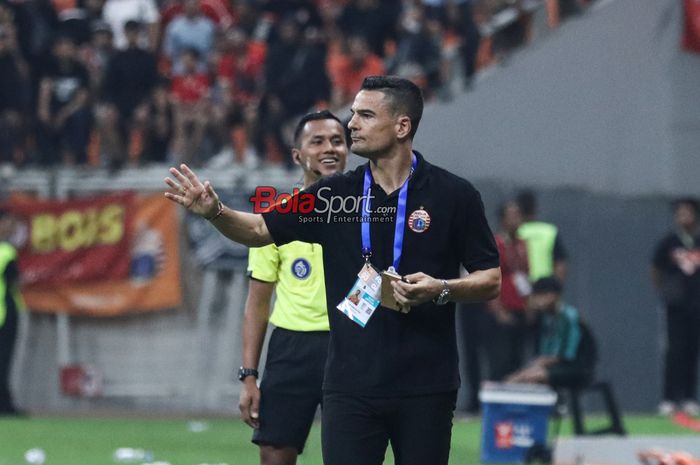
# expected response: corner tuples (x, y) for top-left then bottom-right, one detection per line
(356, 149), (432, 193)
(409, 150), (431, 191)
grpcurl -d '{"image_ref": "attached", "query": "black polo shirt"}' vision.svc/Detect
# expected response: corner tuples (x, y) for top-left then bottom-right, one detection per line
(262, 151), (499, 396)
(652, 230), (700, 308)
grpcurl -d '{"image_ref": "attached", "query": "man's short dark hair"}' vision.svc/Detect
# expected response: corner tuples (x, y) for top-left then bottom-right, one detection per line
(496, 201), (519, 221)
(293, 110), (343, 147)
(360, 75), (423, 139)
(531, 277), (563, 295)
(672, 197), (700, 215)
(124, 20), (142, 32)
(516, 189), (537, 217)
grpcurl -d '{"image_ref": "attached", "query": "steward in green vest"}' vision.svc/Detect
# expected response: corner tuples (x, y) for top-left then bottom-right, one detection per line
(516, 190), (568, 282)
(0, 210), (24, 415)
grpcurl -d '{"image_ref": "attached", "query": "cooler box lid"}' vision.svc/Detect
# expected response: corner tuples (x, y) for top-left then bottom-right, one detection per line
(479, 382), (557, 406)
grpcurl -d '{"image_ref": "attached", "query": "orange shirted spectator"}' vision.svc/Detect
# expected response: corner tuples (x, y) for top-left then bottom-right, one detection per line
(171, 69), (209, 104)
(171, 47), (210, 165)
(216, 28), (266, 106)
(328, 35), (384, 108)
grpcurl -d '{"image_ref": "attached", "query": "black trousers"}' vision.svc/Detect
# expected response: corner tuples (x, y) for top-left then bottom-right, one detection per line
(0, 302), (18, 414)
(321, 391), (457, 465)
(663, 305), (700, 402)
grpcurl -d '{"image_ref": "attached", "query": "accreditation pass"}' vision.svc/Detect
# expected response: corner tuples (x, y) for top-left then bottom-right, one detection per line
(337, 263), (382, 327)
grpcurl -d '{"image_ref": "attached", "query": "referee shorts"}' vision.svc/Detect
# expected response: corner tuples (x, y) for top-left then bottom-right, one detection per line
(321, 390), (457, 465)
(252, 327), (329, 454)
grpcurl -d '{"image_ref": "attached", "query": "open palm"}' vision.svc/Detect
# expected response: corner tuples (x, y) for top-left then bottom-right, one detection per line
(164, 164), (220, 218)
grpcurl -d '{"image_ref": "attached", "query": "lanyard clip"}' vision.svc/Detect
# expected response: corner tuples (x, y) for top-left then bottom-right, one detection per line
(361, 247), (372, 263)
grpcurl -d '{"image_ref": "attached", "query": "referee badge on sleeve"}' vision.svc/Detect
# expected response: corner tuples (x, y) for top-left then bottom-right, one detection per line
(408, 207), (431, 233)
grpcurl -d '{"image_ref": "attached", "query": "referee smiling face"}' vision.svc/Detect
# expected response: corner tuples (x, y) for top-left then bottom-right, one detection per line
(292, 111), (348, 186)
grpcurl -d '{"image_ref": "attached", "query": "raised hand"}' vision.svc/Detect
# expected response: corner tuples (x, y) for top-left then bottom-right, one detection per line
(164, 164), (220, 218)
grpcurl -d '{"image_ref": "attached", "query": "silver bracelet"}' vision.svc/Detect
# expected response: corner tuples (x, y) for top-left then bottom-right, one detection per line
(206, 201), (224, 221)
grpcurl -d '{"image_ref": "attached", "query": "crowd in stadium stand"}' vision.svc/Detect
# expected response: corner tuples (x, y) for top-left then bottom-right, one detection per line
(0, 0), (585, 169)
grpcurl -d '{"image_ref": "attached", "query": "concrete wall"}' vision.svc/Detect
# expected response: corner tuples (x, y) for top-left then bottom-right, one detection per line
(417, 0), (700, 196)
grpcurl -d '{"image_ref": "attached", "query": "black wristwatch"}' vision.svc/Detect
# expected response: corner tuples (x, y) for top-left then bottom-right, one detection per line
(238, 367), (259, 382)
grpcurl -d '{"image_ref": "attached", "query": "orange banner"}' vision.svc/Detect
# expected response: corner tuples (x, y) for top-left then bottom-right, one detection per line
(22, 195), (182, 316)
(8, 193), (134, 286)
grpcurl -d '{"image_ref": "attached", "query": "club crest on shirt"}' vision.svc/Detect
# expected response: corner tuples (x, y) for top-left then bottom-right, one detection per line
(408, 208), (431, 233)
(291, 258), (311, 279)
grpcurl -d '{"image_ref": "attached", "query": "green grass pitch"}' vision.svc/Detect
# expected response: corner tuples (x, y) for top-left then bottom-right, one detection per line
(0, 415), (693, 465)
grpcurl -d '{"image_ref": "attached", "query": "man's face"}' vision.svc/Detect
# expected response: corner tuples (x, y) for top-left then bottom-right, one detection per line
(0, 215), (16, 241)
(95, 30), (113, 48)
(294, 119), (348, 180)
(529, 292), (559, 314)
(501, 203), (522, 234)
(184, 0), (199, 16)
(53, 39), (76, 61)
(124, 26), (139, 45)
(348, 37), (369, 62)
(181, 52), (197, 72)
(675, 203), (697, 230)
(348, 90), (401, 158)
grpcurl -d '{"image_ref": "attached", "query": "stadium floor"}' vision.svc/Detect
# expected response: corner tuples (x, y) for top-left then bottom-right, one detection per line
(0, 415), (695, 465)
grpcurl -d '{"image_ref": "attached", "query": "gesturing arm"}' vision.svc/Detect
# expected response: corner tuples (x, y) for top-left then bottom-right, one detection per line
(164, 164), (273, 247)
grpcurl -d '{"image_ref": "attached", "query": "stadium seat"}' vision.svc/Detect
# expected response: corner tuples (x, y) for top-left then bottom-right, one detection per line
(553, 323), (626, 436)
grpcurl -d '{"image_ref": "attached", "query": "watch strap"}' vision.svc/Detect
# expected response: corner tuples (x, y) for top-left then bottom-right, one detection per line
(433, 279), (450, 305)
(238, 367), (259, 381)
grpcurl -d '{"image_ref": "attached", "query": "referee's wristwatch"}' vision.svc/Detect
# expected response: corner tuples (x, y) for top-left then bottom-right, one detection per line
(238, 367), (259, 382)
(433, 279), (451, 305)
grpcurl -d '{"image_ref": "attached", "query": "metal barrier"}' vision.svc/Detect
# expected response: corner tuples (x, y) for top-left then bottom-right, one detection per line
(4, 164), (299, 413)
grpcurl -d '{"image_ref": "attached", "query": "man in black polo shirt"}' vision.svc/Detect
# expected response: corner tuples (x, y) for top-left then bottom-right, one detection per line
(651, 197), (700, 416)
(164, 75), (501, 465)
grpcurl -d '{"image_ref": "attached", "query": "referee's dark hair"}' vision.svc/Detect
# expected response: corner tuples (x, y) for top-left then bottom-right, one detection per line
(293, 110), (344, 148)
(360, 75), (423, 139)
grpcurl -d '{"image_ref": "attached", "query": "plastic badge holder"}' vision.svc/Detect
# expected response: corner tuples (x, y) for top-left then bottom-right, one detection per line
(479, 382), (557, 463)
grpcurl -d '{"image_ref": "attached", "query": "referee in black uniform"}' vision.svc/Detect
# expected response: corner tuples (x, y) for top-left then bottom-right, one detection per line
(165, 76), (501, 465)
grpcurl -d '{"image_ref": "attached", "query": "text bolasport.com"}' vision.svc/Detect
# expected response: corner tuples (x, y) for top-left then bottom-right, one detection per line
(249, 186), (397, 224)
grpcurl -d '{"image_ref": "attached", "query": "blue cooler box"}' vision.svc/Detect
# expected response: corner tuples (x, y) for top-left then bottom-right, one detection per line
(479, 382), (557, 463)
